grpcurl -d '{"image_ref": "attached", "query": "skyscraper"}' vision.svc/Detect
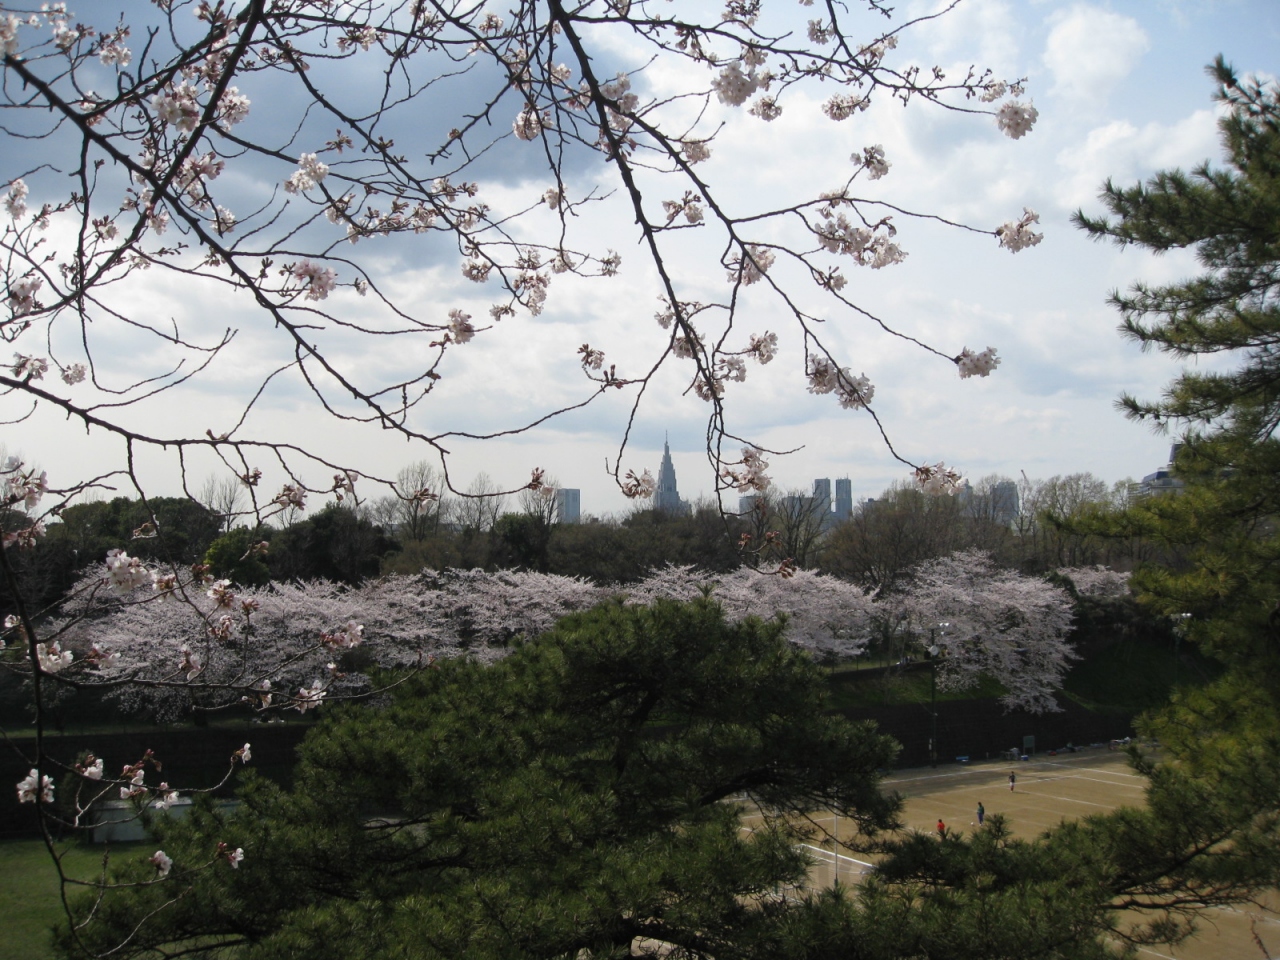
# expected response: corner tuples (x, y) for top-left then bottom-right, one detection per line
(554, 488), (581, 523)
(812, 478), (832, 511)
(652, 438), (688, 514)
(834, 478), (853, 520)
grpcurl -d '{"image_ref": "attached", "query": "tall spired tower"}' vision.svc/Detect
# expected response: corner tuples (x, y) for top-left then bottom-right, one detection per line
(652, 437), (685, 514)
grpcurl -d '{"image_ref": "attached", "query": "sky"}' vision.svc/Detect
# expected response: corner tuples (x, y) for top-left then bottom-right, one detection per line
(4, 0), (1279, 519)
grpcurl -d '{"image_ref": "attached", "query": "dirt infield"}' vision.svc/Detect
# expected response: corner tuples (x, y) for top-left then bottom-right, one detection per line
(776, 750), (1279, 960)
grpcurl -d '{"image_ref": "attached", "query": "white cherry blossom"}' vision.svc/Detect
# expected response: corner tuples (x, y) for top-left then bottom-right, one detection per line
(858, 144), (890, 180)
(5, 178), (27, 219)
(957, 346), (1000, 378)
(105, 549), (150, 593)
(726, 244), (774, 285)
(711, 62), (761, 107)
(17, 769), (54, 804)
(996, 100), (1039, 139)
(914, 462), (963, 496)
(284, 153), (329, 194)
(149, 850), (173, 878)
(997, 208), (1044, 253)
(36, 640), (73, 672)
(296, 679), (326, 712)
(291, 260), (337, 300)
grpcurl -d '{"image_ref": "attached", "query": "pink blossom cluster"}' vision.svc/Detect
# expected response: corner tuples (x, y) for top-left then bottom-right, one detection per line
(997, 208), (1044, 253)
(814, 210), (905, 269)
(105, 549), (150, 594)
(807, 358), (874, 410)
(822, 93), (871, 121)
(5, 177), (27, 218)
(996, 100), (1039, 139)
(721, 446), (771, 493)
(36, 640), (74, 672)
(291, 260), (338, 300)
(957, 346), (1000, 379)
(7, 275), (42, 316)
(914, 462), (963, 497)
(621, 468), (657, 499)
(16, 768), (55, 804)
(0, 14), (23, 58)
(858, 145), (891, 180)
(726, 244), (775, 285)
(513, 107), (549, 141)
(284, 153), (329, 194)
(11, 353), (47, 380)
(711, 61), (766, 107)
(4, 458), (48, 508)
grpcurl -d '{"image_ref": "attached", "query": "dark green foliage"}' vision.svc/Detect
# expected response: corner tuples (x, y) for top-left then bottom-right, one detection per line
(266, 504), (398, 584)
(489, 511), (553, 571)
(204, 527), (272, 587)
(1075, 59), (1280, 441)
(52, 599), (1278, 959)
(55, 600), (899, 959)
(1, 496), (222, 620)
(1066, 56), (1280, 944)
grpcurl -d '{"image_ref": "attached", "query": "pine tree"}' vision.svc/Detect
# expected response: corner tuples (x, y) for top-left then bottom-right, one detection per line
(1067, 56), (1280, 937)
(54, 599), (1174, 960)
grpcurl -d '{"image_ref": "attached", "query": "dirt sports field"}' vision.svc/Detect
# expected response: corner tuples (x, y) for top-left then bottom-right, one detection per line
(781, 750), (1280, 960)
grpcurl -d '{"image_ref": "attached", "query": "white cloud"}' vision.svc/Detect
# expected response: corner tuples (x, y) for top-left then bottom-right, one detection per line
(1055, 108), (1219, 210)
(1043, 5), (1149, 103)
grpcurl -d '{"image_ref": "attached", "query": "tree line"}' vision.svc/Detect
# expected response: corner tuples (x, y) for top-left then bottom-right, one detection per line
(0, 462), (1157, 627)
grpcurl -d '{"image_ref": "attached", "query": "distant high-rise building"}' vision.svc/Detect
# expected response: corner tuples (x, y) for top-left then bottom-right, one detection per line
(1135, 444), (1187, 500)
(960, 479), (1019, 525)
(834, 478), (853, 520)
(812, 478), (832, 511)
(554, 488), (581, 523)
(989, 480), (1019, 524)
(652, 438), (689, 515)
(738, 494), (762, 516)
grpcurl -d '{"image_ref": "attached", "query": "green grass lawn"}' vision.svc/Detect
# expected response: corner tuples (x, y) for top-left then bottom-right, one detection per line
(0, 839), (149, 960)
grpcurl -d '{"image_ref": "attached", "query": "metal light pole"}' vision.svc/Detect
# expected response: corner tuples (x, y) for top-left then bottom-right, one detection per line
(927, 622), (950, 769)
(927, 638), (940, 769)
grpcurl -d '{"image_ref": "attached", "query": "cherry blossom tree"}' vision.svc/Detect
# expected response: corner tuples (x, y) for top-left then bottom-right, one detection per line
(42, 562), (874, 722)
(890, 550), (1075, 712)
(1056, 565), (1131, 600)
(0, 2), (1044, 948)
(624, 563), (873, 659)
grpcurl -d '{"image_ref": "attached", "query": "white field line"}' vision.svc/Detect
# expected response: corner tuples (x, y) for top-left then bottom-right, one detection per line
(1040, 761), (1148, 780)
(797, 843), (876, 870)
(1021, 773), (1145, 790)
(884, 755), (1134, 786)
(898, 773), (1144, 798)
(1015, 790), (1120, 810)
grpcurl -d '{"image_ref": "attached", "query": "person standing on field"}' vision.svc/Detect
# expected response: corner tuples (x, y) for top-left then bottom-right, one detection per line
(977, 802), (985, 825)
(1009, 772), (1016, 792)
(936, 819), (946, 839)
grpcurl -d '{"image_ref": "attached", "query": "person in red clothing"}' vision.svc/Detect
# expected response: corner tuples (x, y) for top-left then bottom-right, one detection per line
(1009, 771), (1016, 792)
(936, 818), (946, 839)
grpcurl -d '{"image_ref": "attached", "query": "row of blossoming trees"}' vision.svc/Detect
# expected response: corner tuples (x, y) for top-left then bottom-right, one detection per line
(31, 551), (1105, 728)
